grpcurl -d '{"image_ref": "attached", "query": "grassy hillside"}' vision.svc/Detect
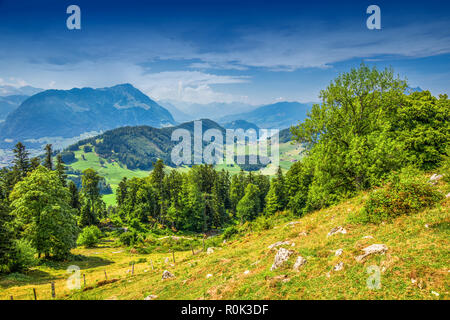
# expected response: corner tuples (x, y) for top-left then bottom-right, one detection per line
(1, 175), (447, 300)
(68, 148), (150, 206)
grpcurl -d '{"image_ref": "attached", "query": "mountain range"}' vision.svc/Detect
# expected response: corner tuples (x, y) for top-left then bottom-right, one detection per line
(158, 100), (258, 121)
(0, 85), (43, 97)
(0, 84), (175, 147)
(218, 101), (312, 129)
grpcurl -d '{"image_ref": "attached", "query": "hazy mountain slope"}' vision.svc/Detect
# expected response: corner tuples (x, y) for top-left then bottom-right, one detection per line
(0, 95), (29, 120)
(223, 120), (259, 132)
(219, 101), (311, 129)
(0, 84), (175, 146)
(164, 101), (258, 120)
(157, 100), (194, 122)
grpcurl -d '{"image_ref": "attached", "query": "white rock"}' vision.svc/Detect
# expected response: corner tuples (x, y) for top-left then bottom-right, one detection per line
(429, 174), (443, 184)
(144, 295), (158, 300)
(207, 247), (214, 254)
(333, 262), (344, 271)
(335, 249), (343, 256)
(161, 270), (175, 280)
(355, 244), (388, 262)
(271, 247), (294, 271)
(243, 270), (250, 275)
(268, 241), (291, 250)
(164, 257), (170, 264)
(362, 235), (374, 239)
(411, 278), (417, 284)
(293, 256), (307, 271)
(299, 231), (308, 237)
(430, 173), (444, 181)
(327, 226), (347, 237)
(286, 221), (301, 227)
(206, 274), (213, 278)
(431, 291), (440, 297)
(425, 224), (430, 228)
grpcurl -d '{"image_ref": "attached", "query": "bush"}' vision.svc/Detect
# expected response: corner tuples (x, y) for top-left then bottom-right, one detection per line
(352, 168), (443, 224)
(77, 226), (102, 248)
(222, 225), (239, 240)
(10, 239), (38, 272)
(83, 145), (92, 153)
(119, 230), (144, 247)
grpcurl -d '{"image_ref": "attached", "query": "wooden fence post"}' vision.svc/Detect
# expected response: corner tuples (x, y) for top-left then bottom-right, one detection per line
(172, 250), (175, 263)
(33, 288), (37, 300)
(150, 259), (154, 270)
(83, 274), (86, 287)
(191, 244), (195, 255)
(104, 270), (108, 280)
(51, 282), (55, 299)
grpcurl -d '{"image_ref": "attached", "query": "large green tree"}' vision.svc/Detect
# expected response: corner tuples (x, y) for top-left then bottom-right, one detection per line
(291, 64), (407, 210)
(9, 166), (79, 259)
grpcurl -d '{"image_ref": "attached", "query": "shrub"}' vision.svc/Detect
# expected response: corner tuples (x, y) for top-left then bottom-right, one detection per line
(10, 239), (38, 272)
(222, 225), (239, 240)
(353, 168), (443, 224)
(77, 226), (102, 248)
(119, 230), (144, 247)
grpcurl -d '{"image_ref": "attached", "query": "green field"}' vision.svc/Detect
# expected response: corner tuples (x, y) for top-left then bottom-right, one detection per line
(68, 147), (150, 206)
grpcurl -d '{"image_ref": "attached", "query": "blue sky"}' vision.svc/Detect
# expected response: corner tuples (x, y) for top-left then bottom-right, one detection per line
(0, 0), (449, 104)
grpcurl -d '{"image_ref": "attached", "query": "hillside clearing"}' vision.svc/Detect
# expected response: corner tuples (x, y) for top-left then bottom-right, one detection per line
(1, 185), (448, 300)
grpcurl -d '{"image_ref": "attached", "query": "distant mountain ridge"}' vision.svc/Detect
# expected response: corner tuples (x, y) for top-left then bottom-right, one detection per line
(161, 100), (258, 121)
(218, 101), (312, 129)
(0, 84), (175, 147)
(0, 85), (43, 96)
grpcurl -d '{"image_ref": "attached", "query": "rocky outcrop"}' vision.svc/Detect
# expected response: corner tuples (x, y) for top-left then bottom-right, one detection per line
(293, 256), (307, 271)
(355, 244), (388, 262)
(162, 270), (175, 280)
(271, 248), (294, 271)
(327, 226), (347, 237)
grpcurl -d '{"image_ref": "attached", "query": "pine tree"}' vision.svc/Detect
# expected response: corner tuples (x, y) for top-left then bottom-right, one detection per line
(230, 169), (246, 213)
(150, 159), (166, 221)
(12, 142), (30, 182)
(0, 201), (14, 271)
(68, 180), (81, 212)
(236, 184), (261, 222)
(116, 177), (128, 207)
(55, 154), (67, 186)
(30, 157), (41, 171)
(80, 200), (97, 227)
(265, 167), (287, 215)
(43, 144), (53, 170)
(81, 168), (102, 225)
